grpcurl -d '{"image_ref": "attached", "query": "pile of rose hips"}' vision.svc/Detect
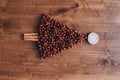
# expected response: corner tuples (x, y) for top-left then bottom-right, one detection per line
(38, 14), (86, 59)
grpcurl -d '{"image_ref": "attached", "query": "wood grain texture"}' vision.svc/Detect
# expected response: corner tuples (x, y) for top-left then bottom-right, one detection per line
(0, 0), (120, 80)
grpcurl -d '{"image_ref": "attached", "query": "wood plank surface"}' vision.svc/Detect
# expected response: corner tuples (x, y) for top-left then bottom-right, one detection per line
(0, 0), (120, 80)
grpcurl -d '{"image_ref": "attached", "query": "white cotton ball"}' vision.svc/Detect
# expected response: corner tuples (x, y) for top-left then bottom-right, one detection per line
(88, 32), (99, 45)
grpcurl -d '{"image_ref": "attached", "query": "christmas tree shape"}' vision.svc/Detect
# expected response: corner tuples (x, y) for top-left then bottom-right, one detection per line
(24, 14), (99, 59)
(37, 14), (86, 58)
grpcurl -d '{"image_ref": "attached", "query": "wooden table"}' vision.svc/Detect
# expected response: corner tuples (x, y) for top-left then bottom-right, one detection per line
(0, 0), (120, 80)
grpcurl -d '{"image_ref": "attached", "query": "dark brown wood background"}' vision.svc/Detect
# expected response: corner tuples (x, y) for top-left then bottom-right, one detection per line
(0, 0), (120, 80)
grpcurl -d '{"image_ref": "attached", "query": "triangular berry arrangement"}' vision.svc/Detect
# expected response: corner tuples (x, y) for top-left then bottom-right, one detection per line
(38, 14), (85, 59)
